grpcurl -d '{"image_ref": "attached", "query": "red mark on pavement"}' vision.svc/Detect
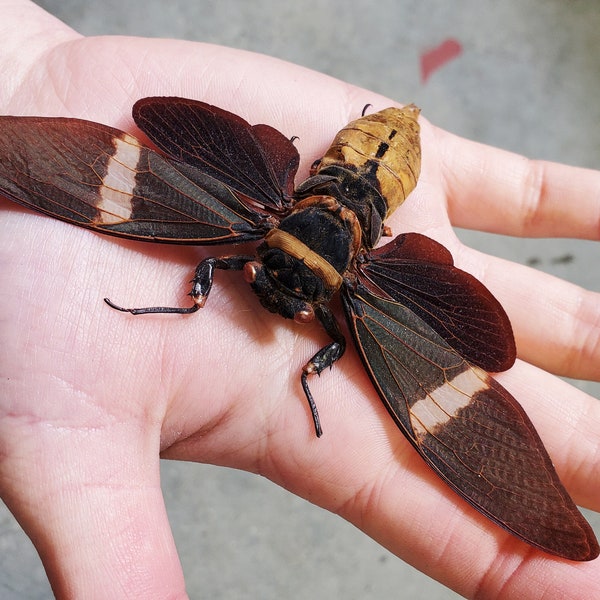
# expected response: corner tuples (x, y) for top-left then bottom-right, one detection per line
(420, 38), (463, 83)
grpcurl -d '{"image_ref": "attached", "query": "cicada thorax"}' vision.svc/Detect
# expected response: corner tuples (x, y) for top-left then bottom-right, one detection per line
(246, 106), (420, 322)
(296, 105), (421, 249)
(244, 195), (361, 322)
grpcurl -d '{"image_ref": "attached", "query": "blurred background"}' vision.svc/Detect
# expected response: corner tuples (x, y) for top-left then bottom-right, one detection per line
(1, 1), (599, 598)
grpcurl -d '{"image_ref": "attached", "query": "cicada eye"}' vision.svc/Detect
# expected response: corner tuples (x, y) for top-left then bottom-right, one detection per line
(243, 261), (262, 284)
(309, 158), (322, 176)
(293, 305), (315, 324)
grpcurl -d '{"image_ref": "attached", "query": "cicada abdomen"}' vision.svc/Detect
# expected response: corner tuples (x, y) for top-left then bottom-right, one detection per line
(297, 105), (421, 248)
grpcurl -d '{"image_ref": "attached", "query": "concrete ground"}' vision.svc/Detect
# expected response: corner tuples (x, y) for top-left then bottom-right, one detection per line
(1, 1), (599, 598)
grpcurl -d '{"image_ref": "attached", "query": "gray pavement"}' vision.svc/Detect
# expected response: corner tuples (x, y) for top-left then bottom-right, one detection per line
(2, 1), (600, 598)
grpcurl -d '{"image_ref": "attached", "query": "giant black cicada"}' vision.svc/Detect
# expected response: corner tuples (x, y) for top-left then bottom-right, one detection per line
(0, 97), (597, 560)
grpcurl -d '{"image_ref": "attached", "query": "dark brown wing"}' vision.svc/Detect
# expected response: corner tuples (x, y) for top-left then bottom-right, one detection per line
(357, 233), (516, 372)
(133, 97), (299, 213)
(0, 116), (271, 244)
(342, 283), (599, 561)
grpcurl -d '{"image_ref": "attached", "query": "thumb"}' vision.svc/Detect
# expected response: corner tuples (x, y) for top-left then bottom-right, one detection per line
(0, 424), (186, 599)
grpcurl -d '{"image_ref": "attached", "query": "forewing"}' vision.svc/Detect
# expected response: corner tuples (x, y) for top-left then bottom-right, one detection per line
(358, 233), (516, 372)
(133, 97), (299, 212)
(342, 283), (599, 561)
(0, 116), (270, 244)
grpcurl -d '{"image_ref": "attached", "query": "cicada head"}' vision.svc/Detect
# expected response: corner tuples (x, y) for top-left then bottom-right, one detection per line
(243, 258), (317, 323)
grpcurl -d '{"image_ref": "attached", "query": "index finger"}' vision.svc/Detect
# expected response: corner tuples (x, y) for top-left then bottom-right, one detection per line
(435, 126), (600, 240)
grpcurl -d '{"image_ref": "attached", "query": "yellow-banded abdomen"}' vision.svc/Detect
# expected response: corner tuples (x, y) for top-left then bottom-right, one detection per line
(296, 105), (421, 249)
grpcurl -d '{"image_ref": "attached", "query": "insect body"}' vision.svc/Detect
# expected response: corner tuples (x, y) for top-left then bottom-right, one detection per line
(0, 98), (597, 561)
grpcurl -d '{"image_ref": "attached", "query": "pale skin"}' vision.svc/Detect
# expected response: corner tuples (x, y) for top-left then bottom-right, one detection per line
(0, 2), (599, 598)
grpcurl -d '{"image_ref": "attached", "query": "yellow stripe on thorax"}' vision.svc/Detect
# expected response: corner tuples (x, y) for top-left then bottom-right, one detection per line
(264, 228), (343, 292)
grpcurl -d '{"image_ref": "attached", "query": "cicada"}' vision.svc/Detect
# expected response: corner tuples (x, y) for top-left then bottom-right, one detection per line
(0, 97), (597, 561)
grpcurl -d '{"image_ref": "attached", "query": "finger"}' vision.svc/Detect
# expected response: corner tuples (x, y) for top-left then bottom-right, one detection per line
(453, 244), (600, 380)
(434, 126), (600, 239)
(494, 362), (600, 510)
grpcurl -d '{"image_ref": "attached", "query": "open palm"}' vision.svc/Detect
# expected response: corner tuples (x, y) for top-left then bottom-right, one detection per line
(0, 3), (599, 598)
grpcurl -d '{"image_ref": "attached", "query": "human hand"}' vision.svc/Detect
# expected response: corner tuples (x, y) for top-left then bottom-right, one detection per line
(0, 2), (599, 598)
